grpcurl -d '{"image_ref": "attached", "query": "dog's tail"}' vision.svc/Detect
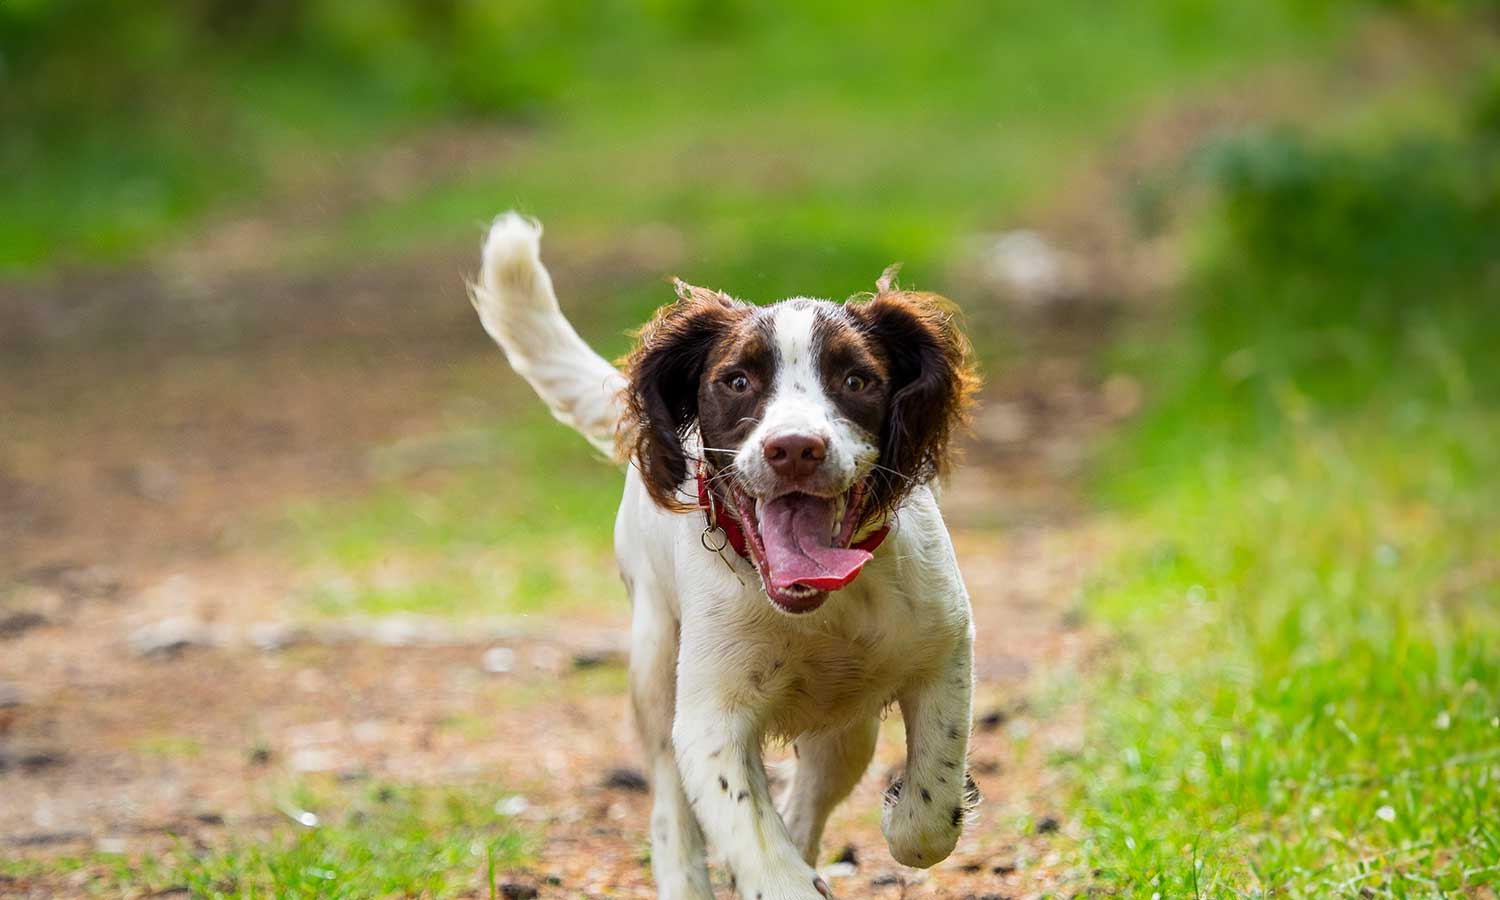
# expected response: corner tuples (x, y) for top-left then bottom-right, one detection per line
(470, 212), (627, 457)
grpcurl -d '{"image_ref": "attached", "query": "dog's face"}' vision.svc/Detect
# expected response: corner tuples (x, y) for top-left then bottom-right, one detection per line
(622, 268), (977, 614)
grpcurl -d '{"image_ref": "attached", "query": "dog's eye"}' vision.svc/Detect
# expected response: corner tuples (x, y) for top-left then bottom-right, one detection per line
(725, 373), (751, 393)
(844, 373), (868, 392)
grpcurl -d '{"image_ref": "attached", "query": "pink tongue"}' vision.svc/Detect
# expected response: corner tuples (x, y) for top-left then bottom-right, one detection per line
(759, 494), (872, 592)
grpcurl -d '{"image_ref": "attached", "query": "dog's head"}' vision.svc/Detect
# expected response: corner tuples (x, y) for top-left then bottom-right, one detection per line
(620, 267), (978, 614)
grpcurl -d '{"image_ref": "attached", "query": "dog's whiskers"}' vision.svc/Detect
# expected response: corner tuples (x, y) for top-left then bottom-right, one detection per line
(869, 463), (916, 484)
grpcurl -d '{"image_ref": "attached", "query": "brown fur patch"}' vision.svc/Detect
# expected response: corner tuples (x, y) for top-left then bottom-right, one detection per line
(617, 280), (757, 510)
(815, 310), (892, 444)
(845, 268), (980, 524)
(696, 314), (776, 479)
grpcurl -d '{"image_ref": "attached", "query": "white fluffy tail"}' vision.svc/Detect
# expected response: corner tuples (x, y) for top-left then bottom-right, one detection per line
(470, 213), (627, 457)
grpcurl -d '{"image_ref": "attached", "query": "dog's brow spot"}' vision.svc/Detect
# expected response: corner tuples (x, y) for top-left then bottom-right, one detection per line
(921, 787), (932, 803)
(737, 790), (748, 803)
(719, 775), (729, 792)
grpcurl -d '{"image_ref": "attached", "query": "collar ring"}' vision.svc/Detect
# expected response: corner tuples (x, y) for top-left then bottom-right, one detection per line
(701, 524), (729, 554)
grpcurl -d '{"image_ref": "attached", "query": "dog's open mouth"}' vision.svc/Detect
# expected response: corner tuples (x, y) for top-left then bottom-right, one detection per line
(727, 482), (871, 614)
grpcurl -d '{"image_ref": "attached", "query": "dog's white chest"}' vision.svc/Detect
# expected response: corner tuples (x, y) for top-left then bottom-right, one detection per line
(747, 582), (946, 738)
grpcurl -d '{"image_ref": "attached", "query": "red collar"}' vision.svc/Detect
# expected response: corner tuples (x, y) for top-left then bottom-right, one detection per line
(695, 469), (890, 564)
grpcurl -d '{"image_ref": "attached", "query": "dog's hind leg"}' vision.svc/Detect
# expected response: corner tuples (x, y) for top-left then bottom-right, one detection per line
(779, 716), (880, 866)
(629, 585), (713, 900)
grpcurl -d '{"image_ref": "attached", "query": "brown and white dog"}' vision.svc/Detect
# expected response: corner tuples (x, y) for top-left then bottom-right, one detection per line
(472, 213), (980, 900)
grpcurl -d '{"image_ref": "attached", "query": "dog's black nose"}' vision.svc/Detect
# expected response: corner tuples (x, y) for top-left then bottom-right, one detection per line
(764, 433), (827, 479)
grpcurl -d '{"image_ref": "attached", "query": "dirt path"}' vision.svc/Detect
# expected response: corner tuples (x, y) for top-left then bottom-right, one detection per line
(1, 235), (1131, 899)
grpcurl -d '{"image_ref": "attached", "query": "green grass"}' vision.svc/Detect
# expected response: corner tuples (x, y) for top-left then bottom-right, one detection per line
(1078, 416), (1500, 898)
(1068, 83), (1500, 898)
(0, 782), (534, 899)
(281, 406), (625, 620)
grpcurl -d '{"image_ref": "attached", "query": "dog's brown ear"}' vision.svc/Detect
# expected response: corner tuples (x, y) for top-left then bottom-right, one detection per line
(849, 268), (979, 514)
(619, 280), (749, 510)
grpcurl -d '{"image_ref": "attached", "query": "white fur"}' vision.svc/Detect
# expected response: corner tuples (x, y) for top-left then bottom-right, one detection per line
(734, 301), (880, 505)
(471, 212), (626, 456)
(473, 214), (975, 899)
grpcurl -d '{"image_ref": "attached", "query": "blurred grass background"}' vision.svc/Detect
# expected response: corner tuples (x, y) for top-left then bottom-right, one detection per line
(4, 0), (1499, 896)
(3, 0), (1353, 279)
(1079, 80), (1500, 895)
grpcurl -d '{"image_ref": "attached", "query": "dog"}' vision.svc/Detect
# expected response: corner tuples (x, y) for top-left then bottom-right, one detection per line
(471, 213), (980, 900)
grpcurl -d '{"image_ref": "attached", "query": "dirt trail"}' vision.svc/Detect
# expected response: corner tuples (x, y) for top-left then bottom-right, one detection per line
(0, 231), (1132, 900)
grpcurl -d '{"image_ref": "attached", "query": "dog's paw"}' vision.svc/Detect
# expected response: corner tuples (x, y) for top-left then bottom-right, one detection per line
(879, 771), (980, 869)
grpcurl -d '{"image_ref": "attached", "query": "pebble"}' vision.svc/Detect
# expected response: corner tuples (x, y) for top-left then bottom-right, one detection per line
(572, 648), (625, 670)
(128, 616), (212, 658)
(0, 611), (47, 639)
(0, 681), (23, 707)
(495, 795), (529, 817)
(123, 461), (180, 503)
(368, 615), (435, 647)
(482, 646), (515, 674)
(602, 767), (648, 793)
(18, 750), (67, 773)
(976, 708), (1009, 732)
(247, 621), (305, 652)
(288, 748), (342, 773)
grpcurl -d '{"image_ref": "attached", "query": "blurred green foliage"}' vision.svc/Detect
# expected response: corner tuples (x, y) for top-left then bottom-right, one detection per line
(1113, 73), (1500, 466)
(1, 0), (1346, 273)
(1079, 77), (1500, 897)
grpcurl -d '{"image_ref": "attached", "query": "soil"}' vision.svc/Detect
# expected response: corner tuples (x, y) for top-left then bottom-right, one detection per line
(0, 74), (1200, 893)
(0, 234), (1136, 900)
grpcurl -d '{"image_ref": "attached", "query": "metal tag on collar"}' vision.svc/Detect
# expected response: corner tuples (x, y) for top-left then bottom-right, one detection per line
(701, 522), (729, 554)
(698, 474), (743, 582)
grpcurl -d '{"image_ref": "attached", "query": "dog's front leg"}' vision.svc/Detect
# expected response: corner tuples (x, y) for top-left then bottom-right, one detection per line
(673, 664), (832, 899)
(881, 623), (977, 868)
